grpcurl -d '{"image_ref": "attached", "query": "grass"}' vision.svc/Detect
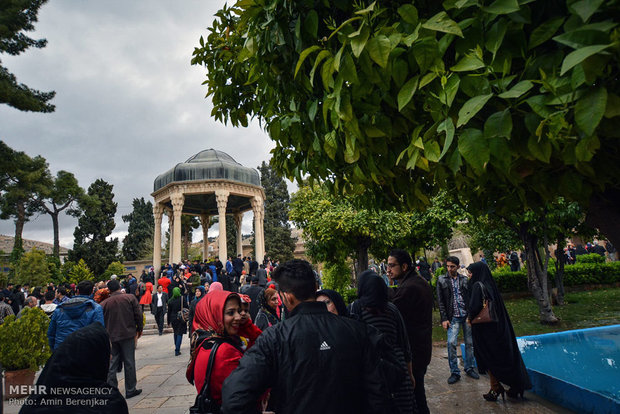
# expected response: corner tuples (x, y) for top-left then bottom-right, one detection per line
(431, 287), (620, 343)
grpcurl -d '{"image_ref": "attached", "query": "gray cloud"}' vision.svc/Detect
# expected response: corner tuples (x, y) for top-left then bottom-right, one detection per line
(0, 0), (280, 249)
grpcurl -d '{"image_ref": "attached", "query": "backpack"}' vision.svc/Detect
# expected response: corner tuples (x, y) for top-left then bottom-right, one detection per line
(349, 301), (408, 409)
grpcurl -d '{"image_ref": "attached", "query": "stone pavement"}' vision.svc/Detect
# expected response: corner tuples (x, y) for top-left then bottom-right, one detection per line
(4, 332), (574, 414)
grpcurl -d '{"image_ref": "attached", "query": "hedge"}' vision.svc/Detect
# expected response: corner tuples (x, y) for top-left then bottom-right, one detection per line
(492, 262), (620, 292)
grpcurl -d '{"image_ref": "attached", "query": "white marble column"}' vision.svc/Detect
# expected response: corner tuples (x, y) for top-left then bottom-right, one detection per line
(166, 208), (174, 265)
(200, 214), (210, 261)
(252, 196), (265, 262)
(234, 212), (244, 257)
(216, 190), (229, 261)
(153, 203), (164, 285)
(171, 192), (184, 264)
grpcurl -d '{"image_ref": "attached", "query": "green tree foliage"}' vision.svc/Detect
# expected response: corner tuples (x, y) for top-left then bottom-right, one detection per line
(322, 261), (352, 292)
(34, 170), (84, 259)
(226, 217), (237, 260)
(0, 142), (51, 264)
(181, 215), (200, 260)
(462, 215), (522, 258)
(101, 261), (125, 281)
(0, 0), (55, 112)
(290, 184), (412, 272)
(122, 197), (154, 261)
(258, 161), (296, 262)
(194, 0), (620, 247)
(68, 179), (119, 277)
(67, 258), (94, 285)
(408, 190), (466, 251)
(14, 248), (50, 286)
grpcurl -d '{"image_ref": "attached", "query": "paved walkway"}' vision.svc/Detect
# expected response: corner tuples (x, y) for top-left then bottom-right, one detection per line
(4, 332), (573, 414)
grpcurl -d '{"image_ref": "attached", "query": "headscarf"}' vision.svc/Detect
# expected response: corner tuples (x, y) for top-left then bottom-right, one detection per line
(192, 290), (240, 335)
(168, 286), (181, 304)
(258, 288), (278, 315)
(316, 289), (349, 317)
(357, 269), (388, 310)
(145, 282), (153, 294)
(21, 323), (128, 413)
(466, 261), (504, 308)
(196, 285), (206, 296)
(208, 282), (223, 293)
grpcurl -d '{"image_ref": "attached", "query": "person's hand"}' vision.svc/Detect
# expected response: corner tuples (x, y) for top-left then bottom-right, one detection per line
(442, 320), (450, 330)
(136, 331), (142, 339)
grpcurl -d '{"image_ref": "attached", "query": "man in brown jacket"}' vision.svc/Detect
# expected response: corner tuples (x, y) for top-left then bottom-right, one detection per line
(102, 279), (143, 398)
(388, 248), (433, 414)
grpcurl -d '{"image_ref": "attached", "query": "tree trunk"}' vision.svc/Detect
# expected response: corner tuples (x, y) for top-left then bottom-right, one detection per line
(356, 236), (370, 276)
(585, 188), (620, 247)
(519, 223), (559, 324)
(51, 211), (60, 259)
(11, 201), (26, 262)
(554, 235), (566, 306)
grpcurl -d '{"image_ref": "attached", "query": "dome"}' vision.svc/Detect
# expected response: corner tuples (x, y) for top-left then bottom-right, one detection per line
(153, 149), (260, 192)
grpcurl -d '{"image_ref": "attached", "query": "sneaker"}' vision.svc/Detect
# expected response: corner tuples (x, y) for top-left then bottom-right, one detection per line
(447, 374), (461, 384)
(466, 369), (480, 379)
(126, 389), (142, 399)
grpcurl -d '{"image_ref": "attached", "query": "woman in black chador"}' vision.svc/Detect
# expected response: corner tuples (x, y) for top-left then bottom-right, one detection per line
(466, 261), (532, 402)
(20, 322), (128, 413)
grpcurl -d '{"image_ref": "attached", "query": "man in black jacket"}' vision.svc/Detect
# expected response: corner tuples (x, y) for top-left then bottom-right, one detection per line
(437, 256), (479, 385)
(388, 249), (433, 414)
(222, 259), (387, 414)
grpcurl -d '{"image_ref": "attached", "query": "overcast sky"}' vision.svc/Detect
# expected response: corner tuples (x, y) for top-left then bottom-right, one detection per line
(0, 0), (287, 249)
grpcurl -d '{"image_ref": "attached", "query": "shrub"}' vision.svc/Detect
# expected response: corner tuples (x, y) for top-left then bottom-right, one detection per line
(576, 253), (606, 264)
(492, 262), (620, 292)
(101, 261), (126, 281)
(341, 287), (357, 306)
(67, 259), (94, 285)
(15, 248), (51, 287)
(0, 307), (51, 371)
(321, 261), (351, 293)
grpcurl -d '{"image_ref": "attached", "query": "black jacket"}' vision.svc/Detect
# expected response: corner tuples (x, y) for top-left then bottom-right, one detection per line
(221, 301), (388, 414)
(436, 273), (471, 322)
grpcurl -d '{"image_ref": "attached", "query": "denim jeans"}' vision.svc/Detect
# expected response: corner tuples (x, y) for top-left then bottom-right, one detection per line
(447, 316), (474, 375)
(174, 333), (182, 353)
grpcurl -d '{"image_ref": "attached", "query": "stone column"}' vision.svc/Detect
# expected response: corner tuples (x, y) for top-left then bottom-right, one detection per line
(216, 190), (229, 261)
(234, 212), (244, 257)
(170, 192), (185, 264)
(153, 203), (164, 286)
(252, 196), (265, 262)
(166, 208), (174, 265)
(200, 214), (210, 261)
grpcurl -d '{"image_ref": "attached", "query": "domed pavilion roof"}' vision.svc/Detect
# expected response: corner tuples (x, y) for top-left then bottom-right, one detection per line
(153, 149), (260, 192)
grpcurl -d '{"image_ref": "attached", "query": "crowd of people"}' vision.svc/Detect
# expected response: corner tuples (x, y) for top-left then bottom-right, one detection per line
(0, 248), (539, 413)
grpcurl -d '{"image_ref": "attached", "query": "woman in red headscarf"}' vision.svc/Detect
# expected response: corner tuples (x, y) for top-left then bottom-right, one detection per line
(187, 290), (262, 408)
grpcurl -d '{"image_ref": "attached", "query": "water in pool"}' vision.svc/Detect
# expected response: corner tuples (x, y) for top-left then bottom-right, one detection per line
(517, 325), (620, 402)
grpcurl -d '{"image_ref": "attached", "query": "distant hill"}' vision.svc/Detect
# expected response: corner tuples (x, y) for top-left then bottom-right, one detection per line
(0, 235), (69, 256)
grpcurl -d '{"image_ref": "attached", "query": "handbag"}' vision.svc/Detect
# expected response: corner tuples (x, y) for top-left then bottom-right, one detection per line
(177, 296), (189, 322)
(189, 339), (222, 414)
(471, 282), (497, 324)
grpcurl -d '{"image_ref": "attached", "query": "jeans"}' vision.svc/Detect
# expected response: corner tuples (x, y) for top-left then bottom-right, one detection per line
(447, 316), (474, 375)
(107, 337), (137, 394)
(174, 333), (182, 353)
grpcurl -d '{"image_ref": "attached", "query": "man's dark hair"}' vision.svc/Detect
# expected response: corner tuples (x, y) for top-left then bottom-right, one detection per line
(107, 279), (121, 292)
(250, 276), (259, 284)
(44, 290), (55, 301)
(57, 286), (67, 296)
(446, 256), (460, 266)
(272, 259), (316, 301)
(389, 249), (413, 268)
(77, 280), (94, 296)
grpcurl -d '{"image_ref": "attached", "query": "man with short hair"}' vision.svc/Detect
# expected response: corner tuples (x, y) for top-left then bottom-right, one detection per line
(40, 290), (57, 316)
(47, 280), (105, 350)
(256, 264), (268, 287)
(387, 249), (433, 414)
(150, 284), (168, 335)
(0, 293), (15, 324)
(102, 279), (143, 399)
(222, 259), (387, 413)
(437, 256), (479, 384)
(16, 296), (38, 318)
(53, 285), (69, 305)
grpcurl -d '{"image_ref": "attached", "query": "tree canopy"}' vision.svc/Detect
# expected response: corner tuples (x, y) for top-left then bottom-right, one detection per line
(0, 0), (55, 112)
(259, 161), (296, 262)
(194, 0), (620, 246)
(122, 197), (154, 261)
(69, 179), (119, 276)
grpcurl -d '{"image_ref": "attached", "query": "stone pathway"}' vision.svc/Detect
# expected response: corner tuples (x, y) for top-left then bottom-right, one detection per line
(4, 330), (574, 414)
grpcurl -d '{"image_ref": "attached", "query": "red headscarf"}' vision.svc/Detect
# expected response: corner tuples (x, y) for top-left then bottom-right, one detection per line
(192, 290), (239, 335)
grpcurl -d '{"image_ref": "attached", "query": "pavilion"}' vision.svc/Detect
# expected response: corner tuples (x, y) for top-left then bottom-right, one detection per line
(151, 149), (265, 272)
